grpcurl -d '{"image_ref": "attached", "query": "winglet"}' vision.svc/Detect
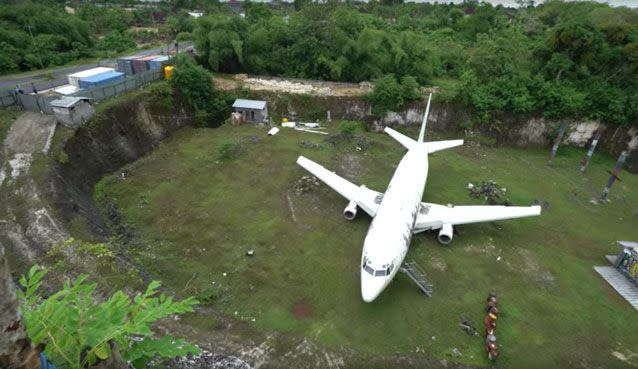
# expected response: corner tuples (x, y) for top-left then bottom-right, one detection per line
(418, 93), (433, 143)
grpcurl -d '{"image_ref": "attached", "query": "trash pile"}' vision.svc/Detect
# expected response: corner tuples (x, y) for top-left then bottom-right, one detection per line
(294, 175), (321, 195)
(467, 181), (512, 206)
(484, 292), (499, 361)
(459, 319), (478, 336)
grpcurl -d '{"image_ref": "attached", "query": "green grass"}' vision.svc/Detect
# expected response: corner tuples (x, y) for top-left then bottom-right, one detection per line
(95, 123), (638, 368)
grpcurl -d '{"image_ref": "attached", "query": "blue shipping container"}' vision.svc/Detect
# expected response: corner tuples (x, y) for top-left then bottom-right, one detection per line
(79, 71), (125, 89)
(148, 56), (170, 70)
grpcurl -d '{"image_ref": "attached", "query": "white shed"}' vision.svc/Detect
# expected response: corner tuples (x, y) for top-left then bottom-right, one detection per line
(232, 99), (268, 123)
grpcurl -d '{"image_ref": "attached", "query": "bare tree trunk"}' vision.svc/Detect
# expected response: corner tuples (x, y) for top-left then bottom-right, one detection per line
(0, 244), (41, 369)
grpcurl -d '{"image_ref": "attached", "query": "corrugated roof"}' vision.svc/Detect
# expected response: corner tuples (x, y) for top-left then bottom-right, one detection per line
(50, 96), (91, 108)
(232, 99), (267, 110)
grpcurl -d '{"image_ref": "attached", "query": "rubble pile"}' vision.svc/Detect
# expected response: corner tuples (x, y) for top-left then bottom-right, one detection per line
(294, 175), (321, 195)
(299, 140), (324, 149)
(468, 181), (512, 206)
(168, 350), (252, 369)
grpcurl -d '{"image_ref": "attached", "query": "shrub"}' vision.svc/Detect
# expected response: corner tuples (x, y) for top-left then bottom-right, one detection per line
(18, 266), (200, 369)
(147, 81), (175, 110)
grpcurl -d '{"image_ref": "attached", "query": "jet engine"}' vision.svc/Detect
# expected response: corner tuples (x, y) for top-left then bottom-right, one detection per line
(437, 223), (453, 245)
(343, 200), (358, 220)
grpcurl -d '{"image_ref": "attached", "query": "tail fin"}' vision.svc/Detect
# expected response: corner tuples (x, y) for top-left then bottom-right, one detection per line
(418, 93), (433, 143)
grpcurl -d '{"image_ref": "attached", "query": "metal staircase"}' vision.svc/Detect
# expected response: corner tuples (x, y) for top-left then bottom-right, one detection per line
(400, 260), (433, 297)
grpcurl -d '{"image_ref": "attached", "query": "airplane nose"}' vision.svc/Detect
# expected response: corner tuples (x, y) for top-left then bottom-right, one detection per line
(361, 273), (386, 303)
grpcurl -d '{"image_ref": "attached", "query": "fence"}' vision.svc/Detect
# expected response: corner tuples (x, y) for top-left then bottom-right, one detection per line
(14, 68), (163, 114)
(69, 68), (162, 102)
(0, 89), (18, 108)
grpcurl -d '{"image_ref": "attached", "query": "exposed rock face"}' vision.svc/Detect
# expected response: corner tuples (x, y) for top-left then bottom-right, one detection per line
(48, 99), (194, 237)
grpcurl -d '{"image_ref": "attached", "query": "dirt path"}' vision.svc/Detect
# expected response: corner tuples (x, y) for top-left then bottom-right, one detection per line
(4, 112), (56, 154)
(0, 111), (66, 264)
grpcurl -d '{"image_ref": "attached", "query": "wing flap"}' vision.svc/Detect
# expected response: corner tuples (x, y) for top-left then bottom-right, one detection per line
(296, 156), (381, 217)
(415, 203), (541, 232)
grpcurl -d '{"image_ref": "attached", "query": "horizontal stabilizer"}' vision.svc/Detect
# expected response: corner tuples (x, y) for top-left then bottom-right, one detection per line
(384, 127), (416, 150)
(426, 139), (464, 154)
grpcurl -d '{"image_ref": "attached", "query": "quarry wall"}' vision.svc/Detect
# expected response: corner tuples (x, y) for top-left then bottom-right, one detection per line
(250, 92), (638, 172)
(47, 97), (195, 238)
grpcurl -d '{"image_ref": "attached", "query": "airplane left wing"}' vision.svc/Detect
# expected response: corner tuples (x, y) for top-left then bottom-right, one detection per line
(297, 156), (382, 217)
(414, 203), (541, 233)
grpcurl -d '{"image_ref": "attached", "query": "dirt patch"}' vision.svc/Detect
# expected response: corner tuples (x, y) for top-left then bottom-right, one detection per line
(4, 112), (56, 154)
(291, 302), (313, 320)
(429, 256), (448, 272)
(513, 248), (555, 287)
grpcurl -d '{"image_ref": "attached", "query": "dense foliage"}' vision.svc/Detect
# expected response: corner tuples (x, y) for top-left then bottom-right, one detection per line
(0, 1), (168, 73)
(170, 54), (232, 127)
(191, 1), (638, 126)
(18, 265), (199, 369)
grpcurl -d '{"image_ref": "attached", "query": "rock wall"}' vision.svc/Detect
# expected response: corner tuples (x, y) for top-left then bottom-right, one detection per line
(252, 93), (638, 172)
(47, 97), (194, 238)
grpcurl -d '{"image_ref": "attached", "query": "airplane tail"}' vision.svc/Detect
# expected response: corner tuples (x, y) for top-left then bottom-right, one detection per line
(384, 92), (464, 152)
(417, 93), (433, 143)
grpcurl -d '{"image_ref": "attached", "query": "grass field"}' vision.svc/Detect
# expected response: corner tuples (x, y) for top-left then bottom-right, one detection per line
(95, 123), (638, 368)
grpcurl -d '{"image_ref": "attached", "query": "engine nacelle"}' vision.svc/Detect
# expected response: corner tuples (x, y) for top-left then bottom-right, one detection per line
(437, 223), (454, 245)
(343, 200), (358, 220)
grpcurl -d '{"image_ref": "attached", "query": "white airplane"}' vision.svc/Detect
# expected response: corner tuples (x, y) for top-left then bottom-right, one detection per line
(296, 94), (541, 303)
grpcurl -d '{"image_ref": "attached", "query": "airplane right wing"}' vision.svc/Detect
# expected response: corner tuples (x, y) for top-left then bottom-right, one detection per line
(296, 156), (382, 217)
(414, 203), (541, 233)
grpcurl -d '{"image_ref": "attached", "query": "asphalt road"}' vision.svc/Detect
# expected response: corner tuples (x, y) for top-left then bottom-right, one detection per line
(0, 42), (193, 94)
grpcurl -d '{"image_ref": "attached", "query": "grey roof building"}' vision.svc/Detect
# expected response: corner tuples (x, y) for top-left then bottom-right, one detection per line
(232, 99), (268, 123)
(50, 96), (95, 129)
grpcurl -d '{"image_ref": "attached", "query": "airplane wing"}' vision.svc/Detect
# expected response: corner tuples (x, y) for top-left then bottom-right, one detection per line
(414, 203), (541, 233)
(297, 156), (382, 217)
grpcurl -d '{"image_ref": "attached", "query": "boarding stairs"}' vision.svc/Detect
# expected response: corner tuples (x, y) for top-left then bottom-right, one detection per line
(401, 260), (433, 297)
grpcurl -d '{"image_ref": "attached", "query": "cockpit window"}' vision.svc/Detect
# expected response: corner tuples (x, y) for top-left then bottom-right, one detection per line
(374, 270), (387, 277)
(363, 264), (374, 275)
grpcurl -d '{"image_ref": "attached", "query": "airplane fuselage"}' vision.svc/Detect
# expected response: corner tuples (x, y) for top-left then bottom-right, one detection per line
(360, 145), (429, 302)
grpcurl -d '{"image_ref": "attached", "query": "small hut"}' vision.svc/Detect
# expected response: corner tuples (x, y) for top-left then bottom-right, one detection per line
(50, 97), (94, 129)
(232, 99), (268, 123)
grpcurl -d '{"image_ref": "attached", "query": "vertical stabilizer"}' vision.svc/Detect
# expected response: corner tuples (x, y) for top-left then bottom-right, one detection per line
(418, 93), (433, 143)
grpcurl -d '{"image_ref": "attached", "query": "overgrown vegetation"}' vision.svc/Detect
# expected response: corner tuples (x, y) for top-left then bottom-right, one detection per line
(366, 74), (423, 114)
(18, 265), (199, 369)
(170, 54), (231, 127)
(190, 1), (638, 126)
(0, 1), (169, 73)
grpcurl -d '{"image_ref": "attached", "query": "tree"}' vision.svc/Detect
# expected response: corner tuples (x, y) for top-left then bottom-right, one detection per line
(171, 55), (231, 126)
